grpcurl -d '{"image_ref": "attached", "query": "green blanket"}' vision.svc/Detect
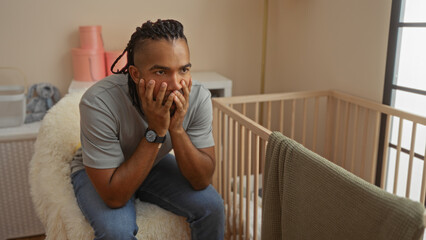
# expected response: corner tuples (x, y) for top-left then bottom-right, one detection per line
(262, 131), (425, 240)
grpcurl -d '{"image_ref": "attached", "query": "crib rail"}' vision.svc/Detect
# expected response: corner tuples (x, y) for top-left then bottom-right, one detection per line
(212, 90), (426, 240)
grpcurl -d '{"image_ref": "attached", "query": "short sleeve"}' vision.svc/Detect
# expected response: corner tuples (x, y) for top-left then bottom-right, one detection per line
(79, 95), (124, 169)
(186, 90), (215, 149)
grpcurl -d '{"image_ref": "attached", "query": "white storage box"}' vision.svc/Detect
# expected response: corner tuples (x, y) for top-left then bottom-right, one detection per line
(0, 85), (26, 128)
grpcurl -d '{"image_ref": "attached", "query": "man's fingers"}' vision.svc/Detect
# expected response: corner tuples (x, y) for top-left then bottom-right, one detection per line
(145, 79), (155, 102)
(163, 92), (175, 110)
(175, 90), (185, 102)
(156, 82), (167, 107)
(182, 80), (190, 98)
(173, 90), (185, 110)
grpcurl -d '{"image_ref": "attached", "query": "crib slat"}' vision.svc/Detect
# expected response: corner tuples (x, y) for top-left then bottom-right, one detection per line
(226, 117), (233, 237)
(233, 121), (238, 239)
(324, 96), (334, 160)
(280, 100), (285, 133)
(253, 135), (260, 240)
(380, 114), (391, 189)
(302, 98), (308, 146)
(393, 118), (404, 195)
(291, 99), (296, 139)
(333, 99), (341, 164)
(405, 123), (417, 198)
(313, 97), (319, 152)
(245, 130), (252, 240)
(217, 109), (222, 195)
(350, 105), (359, 173)
(221, 112), (227, 200)
(370, 111), (381, 184)
(238, 125), (245, 240)
(342, 101), (350, 169)
(222, 111), (227, 195)
(421, 147), (426, 204)
(267, 101), (272, 130)
(255, 102), (259, 124)
(261, 138), (267, 176)
(361, 109), (370, 180)
(213, 107), (219, 191)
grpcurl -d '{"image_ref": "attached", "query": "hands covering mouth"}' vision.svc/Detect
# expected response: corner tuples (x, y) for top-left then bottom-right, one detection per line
(155, 89), (184, 117)
(138, 79), (191, 136)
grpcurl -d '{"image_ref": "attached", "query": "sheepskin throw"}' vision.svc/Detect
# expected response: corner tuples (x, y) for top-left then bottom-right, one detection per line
(262, 131), (425, 240)
(29, 91), (190, 240)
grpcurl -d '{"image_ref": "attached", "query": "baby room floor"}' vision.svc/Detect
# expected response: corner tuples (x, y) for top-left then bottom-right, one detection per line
(9, 234), (45, 240)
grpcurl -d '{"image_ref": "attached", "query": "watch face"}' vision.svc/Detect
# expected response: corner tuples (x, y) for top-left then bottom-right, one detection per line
(146, 130), (156, 142)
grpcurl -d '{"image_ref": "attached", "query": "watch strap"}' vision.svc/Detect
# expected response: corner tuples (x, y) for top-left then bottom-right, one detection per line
(145, 128), (166, 144)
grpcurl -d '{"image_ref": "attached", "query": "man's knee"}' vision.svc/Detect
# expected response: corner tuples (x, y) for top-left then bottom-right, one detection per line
(93, 216), (138, 240)
(193, 186), (225, 222)
(207, 190), (225, 219)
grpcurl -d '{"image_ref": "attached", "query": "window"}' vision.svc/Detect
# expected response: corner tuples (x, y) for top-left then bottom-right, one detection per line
(379, 0), (426, 202)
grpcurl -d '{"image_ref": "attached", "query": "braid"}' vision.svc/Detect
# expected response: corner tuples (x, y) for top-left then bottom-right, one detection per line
(110, 19), (187, 109)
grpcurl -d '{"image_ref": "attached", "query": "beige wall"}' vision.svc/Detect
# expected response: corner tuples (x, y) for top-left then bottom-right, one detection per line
(265, 0), (392, 102)
(1, 0), (393, 101)
(0, 0), (264, 96)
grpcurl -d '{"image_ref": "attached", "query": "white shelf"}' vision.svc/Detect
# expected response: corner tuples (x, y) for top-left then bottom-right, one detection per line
(0, 121), (41, 142)
(191, 71), (232, 97)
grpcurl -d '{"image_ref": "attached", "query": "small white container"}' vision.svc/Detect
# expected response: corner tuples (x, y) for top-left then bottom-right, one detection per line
(0, 85), (25, 128)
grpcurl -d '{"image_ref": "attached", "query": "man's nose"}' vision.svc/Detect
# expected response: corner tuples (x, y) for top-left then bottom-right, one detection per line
(168, 73), (182, 90)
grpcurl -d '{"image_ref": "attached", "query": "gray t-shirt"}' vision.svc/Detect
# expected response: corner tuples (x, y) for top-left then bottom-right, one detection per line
(70, 74), (214, 174)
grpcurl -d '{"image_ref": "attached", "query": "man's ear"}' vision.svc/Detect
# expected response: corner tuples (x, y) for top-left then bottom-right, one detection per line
(128, 65), (140, 84)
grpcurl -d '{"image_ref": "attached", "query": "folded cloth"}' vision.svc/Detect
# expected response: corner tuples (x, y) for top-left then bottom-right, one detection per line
(262, 131), (425, 240)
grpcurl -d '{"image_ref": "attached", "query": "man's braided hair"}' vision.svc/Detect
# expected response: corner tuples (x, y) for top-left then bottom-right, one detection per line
(111, 19), (187, 110)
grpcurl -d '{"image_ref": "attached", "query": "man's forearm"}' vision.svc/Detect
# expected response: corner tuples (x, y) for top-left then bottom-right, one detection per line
(87, 138), (160, 208)
(169, 128), (215, 190)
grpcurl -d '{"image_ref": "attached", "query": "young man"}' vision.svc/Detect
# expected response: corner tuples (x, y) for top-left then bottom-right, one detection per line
(70, 19), (225, 240)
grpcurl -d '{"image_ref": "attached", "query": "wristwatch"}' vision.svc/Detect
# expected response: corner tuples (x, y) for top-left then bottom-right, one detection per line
(144, 128), (166, 144)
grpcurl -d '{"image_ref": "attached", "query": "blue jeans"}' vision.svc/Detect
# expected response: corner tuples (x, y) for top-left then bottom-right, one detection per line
(72, 154), (225, 240)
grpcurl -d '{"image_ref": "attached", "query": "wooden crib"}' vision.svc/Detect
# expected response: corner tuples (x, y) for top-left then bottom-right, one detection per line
(211, 90), (426, 240)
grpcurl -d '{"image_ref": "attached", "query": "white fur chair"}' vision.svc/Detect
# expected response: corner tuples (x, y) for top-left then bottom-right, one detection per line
(29, 91), (190, 240)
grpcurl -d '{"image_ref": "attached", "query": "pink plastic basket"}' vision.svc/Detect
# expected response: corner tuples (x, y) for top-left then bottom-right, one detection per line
(79, 26), (104, 50)
(72, 48), (106, 82)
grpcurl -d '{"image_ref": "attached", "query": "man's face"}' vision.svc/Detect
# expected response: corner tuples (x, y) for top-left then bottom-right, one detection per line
(130, 38), (192, 108)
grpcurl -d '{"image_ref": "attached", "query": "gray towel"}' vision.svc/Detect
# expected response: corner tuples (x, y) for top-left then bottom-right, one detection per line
(262, 131), (425, 240)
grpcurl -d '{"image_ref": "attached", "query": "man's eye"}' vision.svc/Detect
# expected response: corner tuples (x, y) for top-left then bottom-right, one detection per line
(156, 71), (165, 75)
(181, 68), (189, 73)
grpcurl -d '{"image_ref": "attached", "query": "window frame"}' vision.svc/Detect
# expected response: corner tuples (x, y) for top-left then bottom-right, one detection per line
(376, 0), (426, 194)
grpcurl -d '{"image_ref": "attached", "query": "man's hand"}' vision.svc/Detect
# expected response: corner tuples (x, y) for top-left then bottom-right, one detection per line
(138, 79), (174, 136)
(169, 80), (192, 134)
